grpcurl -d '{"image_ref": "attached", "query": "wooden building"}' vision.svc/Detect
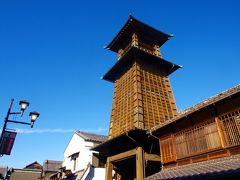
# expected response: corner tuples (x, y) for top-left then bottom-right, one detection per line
(146, 85), (240, 180)
(93, 16), (240, 180)
(94, 16), (181, 180)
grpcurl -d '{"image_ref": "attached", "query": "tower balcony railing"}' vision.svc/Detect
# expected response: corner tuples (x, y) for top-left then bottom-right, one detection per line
(119, 41), (159, 60)
(138, 42), (155, 55)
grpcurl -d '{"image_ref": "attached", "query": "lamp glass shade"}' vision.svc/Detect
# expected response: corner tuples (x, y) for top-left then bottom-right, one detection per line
(29, 111), (40, 122)
(19, 100), (29, 111)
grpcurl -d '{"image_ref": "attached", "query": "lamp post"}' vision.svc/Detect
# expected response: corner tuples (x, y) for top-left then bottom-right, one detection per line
(0, 98), (40, 156)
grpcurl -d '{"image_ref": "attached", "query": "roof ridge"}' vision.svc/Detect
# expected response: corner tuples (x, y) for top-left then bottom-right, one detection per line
(75, 130), (108, 143)
(75, 130), (107, 137)
(151, 84), (240, 132)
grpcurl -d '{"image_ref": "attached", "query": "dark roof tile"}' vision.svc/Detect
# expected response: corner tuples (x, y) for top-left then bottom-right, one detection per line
(75, 131), (108, 143)
(151, 84), (240, 133)
(24, 161), (42, 170)
(43, 160), (62, 172)
(145, 154), (240, 180)
(9, 169), (41, 180)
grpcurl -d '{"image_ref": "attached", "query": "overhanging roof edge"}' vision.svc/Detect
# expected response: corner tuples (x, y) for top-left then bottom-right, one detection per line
(150, 84), (240, 134)
(105, 16), (172, 52)
(102, 46), (181, 82)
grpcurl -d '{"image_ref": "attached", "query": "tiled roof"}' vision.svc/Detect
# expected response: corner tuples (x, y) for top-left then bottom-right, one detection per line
(24, 161), (42, 170)
(75, 131), (108, 143)
(145, 154), (240, 180)
(43, 160), (62, 172)
(151, 84), (240, 132)
(0, 166), (7, 178)
(9, 169), (41, 180)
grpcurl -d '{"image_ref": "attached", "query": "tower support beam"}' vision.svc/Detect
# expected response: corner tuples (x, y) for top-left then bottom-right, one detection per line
(136, 146), (144, 180)
(105, 158), (113, 180)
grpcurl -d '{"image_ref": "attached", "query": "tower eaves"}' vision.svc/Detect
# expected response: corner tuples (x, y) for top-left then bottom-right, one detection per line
(102, 46), (181, 82)
(106, 16), (173, 53)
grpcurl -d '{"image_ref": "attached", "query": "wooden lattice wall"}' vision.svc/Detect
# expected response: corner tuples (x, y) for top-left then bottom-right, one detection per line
(159, 108), (240, 164)
(108, 63), (136, 138)
(108, 60), (177, 139)
(140, 65), (177, 129)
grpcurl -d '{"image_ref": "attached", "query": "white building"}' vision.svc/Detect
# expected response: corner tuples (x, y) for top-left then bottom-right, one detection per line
(62, 131), (107, 180)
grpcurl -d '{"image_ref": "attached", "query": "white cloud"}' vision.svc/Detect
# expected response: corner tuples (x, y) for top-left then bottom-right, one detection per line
(15, 128), (75, 134)
(13, 127), (107, 134)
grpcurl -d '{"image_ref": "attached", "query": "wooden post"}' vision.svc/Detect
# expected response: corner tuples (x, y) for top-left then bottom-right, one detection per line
(118, 48), (124, 60)
(136, 147), (144, 180)
(153, 44), (161, 57)
(105, 158), (113, 180)
(215, 117), (225, 148)
(132, 33), (138, 47)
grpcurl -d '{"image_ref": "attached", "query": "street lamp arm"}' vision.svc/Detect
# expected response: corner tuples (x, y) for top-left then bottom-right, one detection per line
(7, 120), (31, 126)
(9, 112), (22, 115)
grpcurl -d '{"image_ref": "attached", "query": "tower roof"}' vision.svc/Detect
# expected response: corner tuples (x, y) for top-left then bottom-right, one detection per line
(106, 15), (173, 53)
(102, 46), (181, 82)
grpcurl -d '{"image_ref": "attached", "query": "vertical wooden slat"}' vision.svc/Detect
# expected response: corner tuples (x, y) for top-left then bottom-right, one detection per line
(218, 108), (240, 147)
(136, 147), (144, 180)
(174, 120), (221, 159)
(215, 117), (226, 148)
(160, 135), (176, 163)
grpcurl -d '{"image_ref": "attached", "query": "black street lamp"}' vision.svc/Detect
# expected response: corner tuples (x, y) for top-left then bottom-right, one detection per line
(0, 98), (40, 156)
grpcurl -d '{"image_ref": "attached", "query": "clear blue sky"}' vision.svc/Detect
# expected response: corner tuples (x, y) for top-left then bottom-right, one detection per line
(0, 0), (239, 168)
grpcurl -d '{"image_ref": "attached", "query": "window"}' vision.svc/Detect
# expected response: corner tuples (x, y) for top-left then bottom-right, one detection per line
(175, 121), (221, 159)
(219, 109), (240, 147)
(160, 109), (240, 162)
(70, 152), (79, 171)
(160, 135), (176, 163)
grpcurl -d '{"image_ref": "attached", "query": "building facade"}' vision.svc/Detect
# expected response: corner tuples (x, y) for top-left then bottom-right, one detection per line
(93, 16), (240, 180)
(146, 85), (240, 179)
(61, 131), (107, 180)
(94, 16), (181, 180)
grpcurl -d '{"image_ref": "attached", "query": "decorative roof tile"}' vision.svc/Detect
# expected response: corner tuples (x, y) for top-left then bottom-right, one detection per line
(145, 154), (240, 180)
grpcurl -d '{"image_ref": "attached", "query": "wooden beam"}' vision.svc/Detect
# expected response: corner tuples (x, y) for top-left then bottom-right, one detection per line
(109, 148), (136, 162)
(144, 153), (161, 162)
(105, 158), (113, 180)
(136, 147), (144, 180)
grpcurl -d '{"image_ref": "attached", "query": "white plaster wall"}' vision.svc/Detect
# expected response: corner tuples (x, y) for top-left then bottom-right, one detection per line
(62, 133), (87, 172)
(77, 140), (95, 170)
(92, 168), (105, 180)
(84, 167), (105, 180)
(62, 133), (102, 175)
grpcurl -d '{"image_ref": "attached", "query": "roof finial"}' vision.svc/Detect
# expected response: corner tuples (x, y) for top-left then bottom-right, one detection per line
(129, 12), (133, 19)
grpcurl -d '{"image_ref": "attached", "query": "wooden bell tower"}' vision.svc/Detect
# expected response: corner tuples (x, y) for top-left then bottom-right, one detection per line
(103, 16), (180, 139)
(94, 16), (181, 180)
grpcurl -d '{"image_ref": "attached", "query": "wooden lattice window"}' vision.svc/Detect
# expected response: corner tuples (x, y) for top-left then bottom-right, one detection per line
(160, 135), (176, 163)
(219, 109), (240, 147)
(175, 121), (221, 159)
